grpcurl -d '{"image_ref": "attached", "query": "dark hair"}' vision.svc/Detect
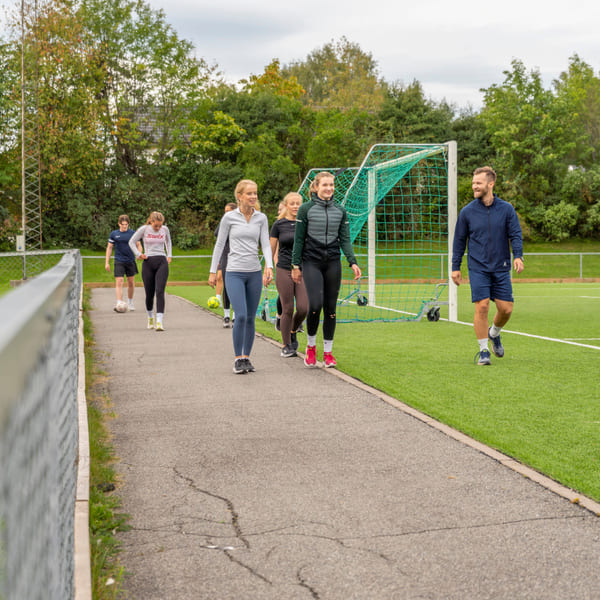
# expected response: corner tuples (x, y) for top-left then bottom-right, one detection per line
(118, 214), (130, 224)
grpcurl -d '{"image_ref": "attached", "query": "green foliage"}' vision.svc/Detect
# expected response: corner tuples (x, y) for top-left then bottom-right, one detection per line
(375, 80), (454, 143)
(83, 289), (129, 599)
(480, 59), (575, 217)
(540, 200), (580, 241)
(282, 36), (385, 112)
(3, 0), (600, 248)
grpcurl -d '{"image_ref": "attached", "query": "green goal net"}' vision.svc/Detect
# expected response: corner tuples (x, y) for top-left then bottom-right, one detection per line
(297, 143), (457, 322)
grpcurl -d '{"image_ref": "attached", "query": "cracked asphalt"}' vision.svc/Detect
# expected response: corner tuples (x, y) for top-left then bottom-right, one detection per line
(90, 288), (600, 599)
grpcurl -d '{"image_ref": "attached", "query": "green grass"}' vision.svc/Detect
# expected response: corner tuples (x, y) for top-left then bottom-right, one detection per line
(83, 289), (129, 599)
(169, 282), (600, 503)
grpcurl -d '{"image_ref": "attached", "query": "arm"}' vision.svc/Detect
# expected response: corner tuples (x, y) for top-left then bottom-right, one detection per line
(270, 237), (279, 267)
(105, 242), (113, 271)
(260, 216), (273, 286)
(507, 207), (524, 273)
(129, 226), (146, 259)
(338, 207), (358, 267)
(164, 226), (173, 263)
(291, 203), (308, 268)
(209, 215), (231, 287)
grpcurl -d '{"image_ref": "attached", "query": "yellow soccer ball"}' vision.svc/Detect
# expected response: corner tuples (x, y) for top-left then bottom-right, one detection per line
(207, 296), (220, 309)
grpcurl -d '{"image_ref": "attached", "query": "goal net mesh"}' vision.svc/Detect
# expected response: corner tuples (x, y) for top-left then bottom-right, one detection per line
(298, 143), (451, 322)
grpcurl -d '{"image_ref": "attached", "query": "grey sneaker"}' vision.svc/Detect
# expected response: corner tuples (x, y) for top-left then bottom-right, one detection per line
(233, 358), (246, 374)
(243, 358), (255, 373)
(488, 328), (504, 358)
(281, 344), (297, 358)
(477, 349), (492, 365)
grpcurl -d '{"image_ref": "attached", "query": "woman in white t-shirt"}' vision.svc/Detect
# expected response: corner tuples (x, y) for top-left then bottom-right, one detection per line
(129, 211), (172, 331)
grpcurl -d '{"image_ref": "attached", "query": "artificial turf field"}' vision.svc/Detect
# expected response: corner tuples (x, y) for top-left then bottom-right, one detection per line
(171, 282), (600, 502)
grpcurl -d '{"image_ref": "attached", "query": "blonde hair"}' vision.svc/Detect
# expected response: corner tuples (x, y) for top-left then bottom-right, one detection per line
(146, 211), (165, 225)
(234, 179), (260, 211)
(280, 192), (302, 219)
(234, 179), (257, 201)
(309, 171), (335, 194)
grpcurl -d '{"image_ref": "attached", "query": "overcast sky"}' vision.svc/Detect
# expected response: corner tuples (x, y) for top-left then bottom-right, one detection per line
(142, 0), (599, 110)
(2, 0), (599, 109)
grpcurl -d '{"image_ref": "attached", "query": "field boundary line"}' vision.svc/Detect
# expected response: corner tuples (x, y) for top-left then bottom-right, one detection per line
(452, 319), (600, 350)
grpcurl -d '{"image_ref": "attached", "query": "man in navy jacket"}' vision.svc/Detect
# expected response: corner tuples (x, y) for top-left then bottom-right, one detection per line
(451, 166), (524, 365)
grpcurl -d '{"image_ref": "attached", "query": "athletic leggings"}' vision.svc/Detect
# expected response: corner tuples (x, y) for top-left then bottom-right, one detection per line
(222, 276), (231, 310)
(142, 256), (169, 313)
(302, 260), (341, 340)
(276, 266), (308, 345)
(225, 270), (262, 356)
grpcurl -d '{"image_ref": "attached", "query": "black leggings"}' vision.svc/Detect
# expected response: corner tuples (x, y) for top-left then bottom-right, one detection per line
(142, 256), (169, 313)
(302, 260), (341, 340)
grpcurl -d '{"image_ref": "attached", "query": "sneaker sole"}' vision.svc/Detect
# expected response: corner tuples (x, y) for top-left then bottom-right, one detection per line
(303, 359), (317, 368)
(323, 362), (336, 368)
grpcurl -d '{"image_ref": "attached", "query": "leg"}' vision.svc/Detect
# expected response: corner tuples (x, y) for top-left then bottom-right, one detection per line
(473, 298), (490, 339)
(141, 260), (156, 313)
(321, 260), (342, 342)
(493, 299), (514, 328)
(292, 278), (308, 332)
(154, 257), (169, 314)
(242, 271), (263, 357)
(276, 266), (295, 346)
(126, 275), (135, 300)
(301, 261), (325, 337)
(115, 276), (125, 301)
(225, 272), (248, 357)
(216, 269), (224, 296)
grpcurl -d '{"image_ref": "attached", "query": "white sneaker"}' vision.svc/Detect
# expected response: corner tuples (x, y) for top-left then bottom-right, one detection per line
(128, 302), (135, 311)
(155, 321), (164, 331)
(147, 317), (154, 329)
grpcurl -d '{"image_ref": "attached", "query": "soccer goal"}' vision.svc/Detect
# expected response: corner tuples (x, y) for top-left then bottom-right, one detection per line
(298, 142), (458, 323)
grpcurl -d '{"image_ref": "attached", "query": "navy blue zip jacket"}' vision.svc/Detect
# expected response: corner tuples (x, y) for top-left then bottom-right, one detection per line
(452, 195), (523, 274)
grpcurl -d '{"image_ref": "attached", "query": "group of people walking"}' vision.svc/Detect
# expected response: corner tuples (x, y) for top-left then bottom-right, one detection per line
(106, 165), (524, 373)
(105, 211), (172, 331)
(209, 172), (361, 374)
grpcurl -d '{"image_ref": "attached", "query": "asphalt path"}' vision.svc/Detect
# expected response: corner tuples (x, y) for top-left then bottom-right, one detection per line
(90, 288), (600, 599)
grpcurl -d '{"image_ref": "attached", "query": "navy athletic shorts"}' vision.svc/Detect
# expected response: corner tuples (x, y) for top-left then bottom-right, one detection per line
(114, 261), (138, 278)
(469, 269), (513, 303)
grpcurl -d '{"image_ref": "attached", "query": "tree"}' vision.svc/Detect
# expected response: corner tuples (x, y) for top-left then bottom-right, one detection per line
(375, 80), (454, 143)
(240, 59), (304, 100)
(282, 37), (385, 112)
(480, 59), (575, 225)
(80, 0), (219, 172)
(553, 54), (600, 168)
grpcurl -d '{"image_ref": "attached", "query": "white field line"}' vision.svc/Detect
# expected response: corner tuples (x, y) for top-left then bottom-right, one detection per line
(345, 300), (600, 350)
(452, 319), (600, 351)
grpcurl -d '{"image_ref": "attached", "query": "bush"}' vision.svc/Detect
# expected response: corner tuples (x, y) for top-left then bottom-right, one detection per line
(542, 201), (579, 241)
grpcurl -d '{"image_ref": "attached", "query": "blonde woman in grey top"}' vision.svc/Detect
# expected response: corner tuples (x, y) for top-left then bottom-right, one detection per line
(129, 211), (172, 331)
(209, 180), (273, 374)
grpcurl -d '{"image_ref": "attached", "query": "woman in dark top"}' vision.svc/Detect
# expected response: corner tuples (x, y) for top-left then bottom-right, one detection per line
(270, 192), (308, 358)
(291, 172), (361, 368)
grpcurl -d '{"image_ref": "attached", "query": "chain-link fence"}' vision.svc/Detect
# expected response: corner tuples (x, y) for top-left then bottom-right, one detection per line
(0, 250), (82, 600)
(0, 250), (66, 297)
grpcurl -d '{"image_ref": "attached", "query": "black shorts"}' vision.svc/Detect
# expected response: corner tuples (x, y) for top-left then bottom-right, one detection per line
(114, 261), (138, 278)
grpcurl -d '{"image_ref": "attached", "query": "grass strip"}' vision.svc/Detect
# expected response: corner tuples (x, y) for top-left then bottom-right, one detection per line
(83, 288), (129, 599)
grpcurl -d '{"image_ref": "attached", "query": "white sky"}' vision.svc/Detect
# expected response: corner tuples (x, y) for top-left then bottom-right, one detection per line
(2, 0), (599, 110)
(143, 0), (600, 110)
